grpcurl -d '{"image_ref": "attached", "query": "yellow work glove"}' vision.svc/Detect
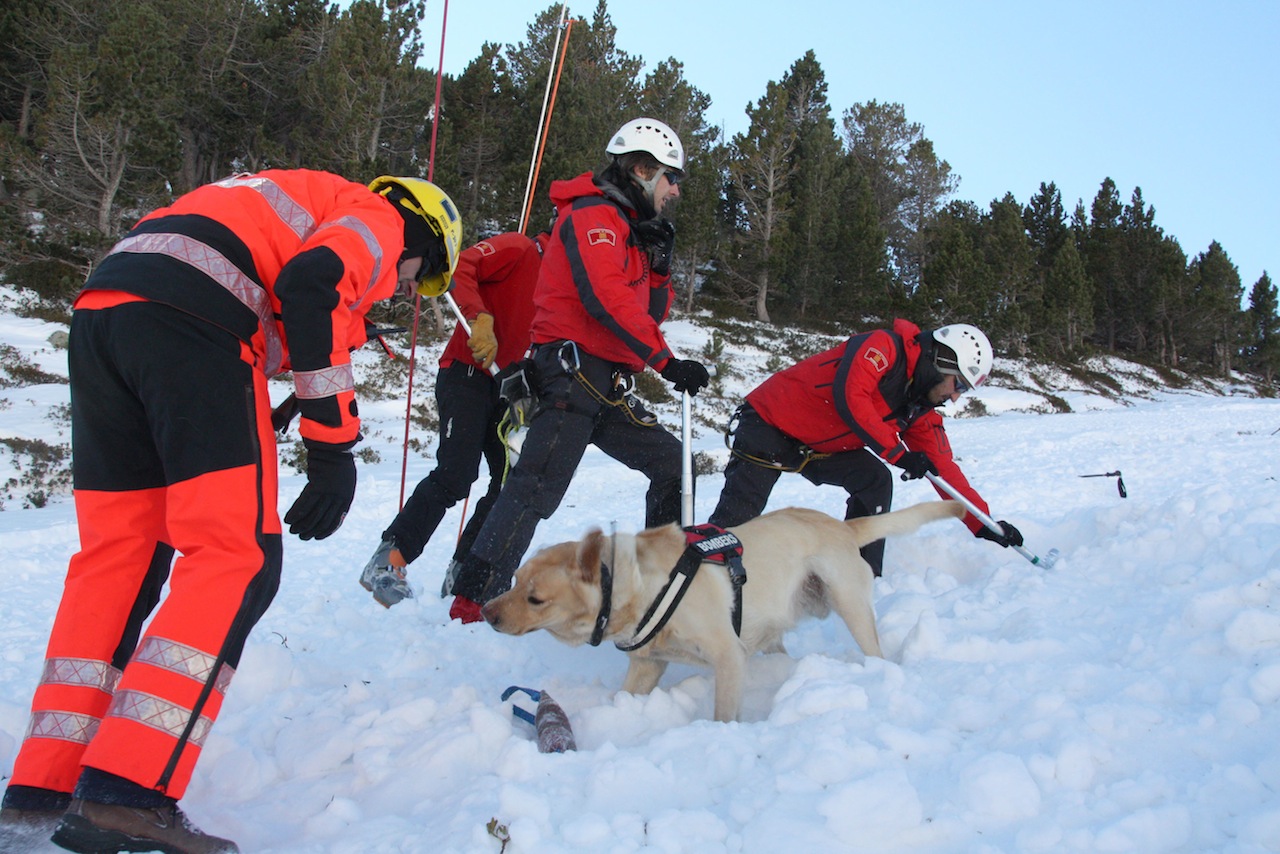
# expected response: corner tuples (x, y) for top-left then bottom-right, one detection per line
(467, 313), (498, 371)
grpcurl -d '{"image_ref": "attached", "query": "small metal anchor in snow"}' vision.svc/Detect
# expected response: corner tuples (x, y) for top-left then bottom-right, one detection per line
(1080, 470), (1127, 498)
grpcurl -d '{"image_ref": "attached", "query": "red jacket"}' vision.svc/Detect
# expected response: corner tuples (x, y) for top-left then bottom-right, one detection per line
(440, 231), (546, 372)
(79, 169), (403, 448)
(530, 172), (675, 372)
(748, 318), (990, 532)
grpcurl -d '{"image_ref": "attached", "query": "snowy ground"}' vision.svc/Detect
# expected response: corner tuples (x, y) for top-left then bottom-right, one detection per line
(2, 302), (1280, 852)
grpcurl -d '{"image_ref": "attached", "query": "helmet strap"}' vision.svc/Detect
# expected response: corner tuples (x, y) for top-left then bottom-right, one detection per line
(911, 335), (946, 405)
(631, 167), (661, 207)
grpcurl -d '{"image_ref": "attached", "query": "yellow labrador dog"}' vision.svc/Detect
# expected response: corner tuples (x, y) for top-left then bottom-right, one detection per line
(483, 501), (965, 722)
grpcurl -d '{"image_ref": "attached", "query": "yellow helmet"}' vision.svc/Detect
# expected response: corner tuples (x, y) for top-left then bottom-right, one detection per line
(369, 176), (463, 297)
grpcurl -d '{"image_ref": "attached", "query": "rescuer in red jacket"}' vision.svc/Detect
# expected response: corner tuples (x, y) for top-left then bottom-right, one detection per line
(708, 320), (1024, 576)
(359, 228), (550, 613)
(448, 117), (712, 607)
(0, 171), (461, 853)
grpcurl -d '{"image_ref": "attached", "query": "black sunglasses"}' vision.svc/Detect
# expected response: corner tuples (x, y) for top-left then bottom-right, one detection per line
(952, 373), (971, 394)
(663, 169), (685, 186)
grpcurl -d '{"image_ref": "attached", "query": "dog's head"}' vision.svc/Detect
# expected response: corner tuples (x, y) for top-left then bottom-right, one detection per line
(482, 529), (609, 645)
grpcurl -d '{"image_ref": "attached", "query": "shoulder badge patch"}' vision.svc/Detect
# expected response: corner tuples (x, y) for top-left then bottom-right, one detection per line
(864, 347), (888, 373)
(476, 241), (496, 256)
(587, 227), (616, 247)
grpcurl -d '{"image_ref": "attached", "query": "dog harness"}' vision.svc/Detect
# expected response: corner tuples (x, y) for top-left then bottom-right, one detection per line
(601, 525), (747, 652)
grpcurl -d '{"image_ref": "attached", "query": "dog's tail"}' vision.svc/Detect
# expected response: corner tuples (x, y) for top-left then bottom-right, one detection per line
(845, 500), (966, 547)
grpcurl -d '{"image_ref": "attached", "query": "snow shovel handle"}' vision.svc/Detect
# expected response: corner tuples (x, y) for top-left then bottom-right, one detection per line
(924, 471), (1054, 568)
(443, 292), (500, 377)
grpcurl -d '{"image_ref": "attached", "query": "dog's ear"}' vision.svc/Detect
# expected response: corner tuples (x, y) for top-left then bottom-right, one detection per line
(577, 529), (605, 584)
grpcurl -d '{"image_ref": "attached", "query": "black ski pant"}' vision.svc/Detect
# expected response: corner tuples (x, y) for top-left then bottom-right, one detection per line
(708, 404), (893, 575)
(451, 341), (682, 601)
(382, 361), (507, 563)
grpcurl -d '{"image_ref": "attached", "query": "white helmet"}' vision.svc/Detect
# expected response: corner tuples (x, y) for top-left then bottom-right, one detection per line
(606, 117), (685, 172)
(932, 323), (992, 388)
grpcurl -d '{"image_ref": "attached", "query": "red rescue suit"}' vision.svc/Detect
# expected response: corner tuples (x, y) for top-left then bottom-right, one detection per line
(531, 172), (676, 370)
(439, 231), (546, 371)
(8, 169), (403, 801)
(746, 318), (990, 533)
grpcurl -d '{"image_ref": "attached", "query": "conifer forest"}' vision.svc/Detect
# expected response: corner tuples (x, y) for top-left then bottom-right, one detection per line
(1, 0), (1277, 385)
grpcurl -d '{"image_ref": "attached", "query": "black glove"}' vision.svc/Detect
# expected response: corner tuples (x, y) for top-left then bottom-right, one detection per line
(660, 359), (710, 395)
(633, 218), (676, 276)
(896, 451), (938, 481)
(975, 520), (1024, 548)
(284, 444), (356, 540)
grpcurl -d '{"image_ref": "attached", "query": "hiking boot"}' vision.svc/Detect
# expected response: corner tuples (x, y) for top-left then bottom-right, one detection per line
(449, 595), (485, 624)
(51, 798), (238, 853)
(440, 558), (462, 598)
(359, 539), (414, 608)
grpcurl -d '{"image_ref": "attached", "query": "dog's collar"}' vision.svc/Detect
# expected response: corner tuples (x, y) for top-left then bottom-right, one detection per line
(588, 557), (613, 647)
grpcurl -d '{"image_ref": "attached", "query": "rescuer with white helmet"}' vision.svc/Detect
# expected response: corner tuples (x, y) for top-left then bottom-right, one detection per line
(709, 319), (1024, 576)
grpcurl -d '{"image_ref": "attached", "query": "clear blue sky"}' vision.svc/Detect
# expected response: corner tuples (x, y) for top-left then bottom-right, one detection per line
(422, 0), (1278, 293)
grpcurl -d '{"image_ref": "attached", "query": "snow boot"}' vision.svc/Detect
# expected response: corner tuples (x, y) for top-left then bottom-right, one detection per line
(51, 798), (238, 853)
(440, 558), (462, 598)
(359, 539), (414, 608)
(449, 595), (484, 624)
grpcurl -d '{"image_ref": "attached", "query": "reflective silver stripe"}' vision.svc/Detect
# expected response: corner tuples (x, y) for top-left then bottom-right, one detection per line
(107, 232), (285, 376)
(26, 710), (100, 745)
(211, 174), (316, 241)
(41, 658), (121, 695)
(213, 177), (385, 302)
(134, 637), (235, 696)
(320, 216), (386, 308)
(293, 365), (355, 399)
(107, 690), (214, 747)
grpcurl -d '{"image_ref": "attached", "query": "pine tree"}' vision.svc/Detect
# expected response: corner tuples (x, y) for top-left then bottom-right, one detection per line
(1147, 234), (1189, 367)
(1023, 182), (1071, 355)
(774, 51), (842, 323)
(919, 200), (994, 329)
(723, 77), (798, 323)
(445, 43), (524, 231)
(1246, 272), (1279, 385)
(1045, 237), (1092, 355)
(15, 0), (185, 240)
(829, 155), (893, 325)
(1115, 187), (1165, 356)
(981, 193), (1036, 354)
(840, 100), (948, 297)
(899, 138), (957, 292)
(292, 0), (431, 176)
(1082, 178), (1124, 349)
(1187, 241), (1244, 376)
(496, 5), (587, 229)
(527, 0), (642, 212)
